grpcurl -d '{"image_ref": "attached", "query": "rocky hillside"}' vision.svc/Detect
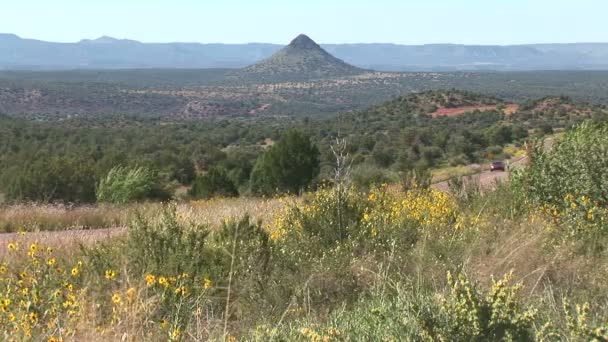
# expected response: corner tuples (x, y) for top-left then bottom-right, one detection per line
(237, 34), (364, 81)
(512, 96), (608, 128)
(364, 90), (506, 118)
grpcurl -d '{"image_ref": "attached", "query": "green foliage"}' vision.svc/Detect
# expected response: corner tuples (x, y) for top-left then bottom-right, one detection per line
(125, 206), (276, 326)
(249, 283), (432, 341)
(419, 271), (538, 342)
(351, 164), (393, 190)
(126, 204), (210, 278)
(3, 153), (96, 203)
(170, 156), (196, 185)
(527, 122), (608, 206)
(96, 166), (169, 204)
(522, 122), (608, 237)
(208, 216), (275, 320)
(250, 130), (320, 195)
(563, 300), (608, 341)
(189, 167), (238, 199)
(286, 187), (368, 247)
(486, 124), (514, 146)
(402, 168), (432, 192)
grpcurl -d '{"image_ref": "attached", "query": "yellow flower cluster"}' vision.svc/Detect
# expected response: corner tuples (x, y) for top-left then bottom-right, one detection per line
(363, 186), (458, 235)
(1, 237), (84, 340)
(266, 185), (460, 243)
(299, 326), (342, 341)
(541, 193), (608, 234)
(144, 272), (212, 295)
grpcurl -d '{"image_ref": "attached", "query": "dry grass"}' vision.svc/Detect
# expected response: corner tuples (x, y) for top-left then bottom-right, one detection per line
(176, 196), (288, 228)
(431, 165), (481, 183)
(0, 197), (290, 235)
(0, 204), (130, 233)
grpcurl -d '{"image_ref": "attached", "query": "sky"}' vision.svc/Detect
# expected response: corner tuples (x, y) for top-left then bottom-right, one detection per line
(2, 0), (606, 45)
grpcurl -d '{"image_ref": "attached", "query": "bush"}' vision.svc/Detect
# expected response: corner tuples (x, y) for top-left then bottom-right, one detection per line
(3, 154), (96, 203)
(419, 272), (538, 341)
(523, 122), (608, 237)
(124, 206), (274, 331)
(96, 166), (169, 204)
(189, 167), (238, 199)
(351, 164), (392, 190)
(269, 186), (367, 247)
(207, 216), (275, 322)
(250, 130), (320, 195)
(248, 272), (607, 341)
(126, 204), (210, 278)
(401, 168), (432, 192)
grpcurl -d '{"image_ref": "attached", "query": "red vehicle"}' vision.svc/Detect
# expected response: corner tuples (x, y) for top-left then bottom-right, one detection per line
(490, 160), (506, 172)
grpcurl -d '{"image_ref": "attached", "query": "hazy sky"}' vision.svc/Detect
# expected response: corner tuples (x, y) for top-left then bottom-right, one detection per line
(2, 0), (605, 44)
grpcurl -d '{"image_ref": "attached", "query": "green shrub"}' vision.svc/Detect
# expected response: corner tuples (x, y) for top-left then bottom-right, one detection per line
(250, 130), (320, 195)
(189, 166), (238, 199)
(124, 206), (275, 327)
(4, 154), (96, 203)
(562, 300), (608, 341)
(523, 121), (608, 237)
(526, 121), (608, 207)
(96, 166), (169, 204)
(351, 164), (392, 190)
(126, 203), (210, 278)
(248, 283), (432, 341)
(402, 168), (432, 192)
(207, 216), (276, 323)
(273, 186), (368, 248)
(419, 271), (538, 341)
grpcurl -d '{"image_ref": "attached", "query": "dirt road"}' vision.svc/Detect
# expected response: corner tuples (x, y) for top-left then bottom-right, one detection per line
(432, 156), (528, 192)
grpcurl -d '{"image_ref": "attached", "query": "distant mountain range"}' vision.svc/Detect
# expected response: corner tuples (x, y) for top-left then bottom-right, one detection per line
(1, 33), (608, 71)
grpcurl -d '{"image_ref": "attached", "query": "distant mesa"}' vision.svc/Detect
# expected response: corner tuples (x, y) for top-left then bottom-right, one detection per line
(79, 36), (139, 45)
(90, 36), (120, 43)
(238, 34), (365, 80)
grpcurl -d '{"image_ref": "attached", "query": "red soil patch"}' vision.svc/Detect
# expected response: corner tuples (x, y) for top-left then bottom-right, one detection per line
(431, 105), (498, 117)
(503, 104), (519, 115)
(431, 104), (519, 117)
(248, 103), (271, 116)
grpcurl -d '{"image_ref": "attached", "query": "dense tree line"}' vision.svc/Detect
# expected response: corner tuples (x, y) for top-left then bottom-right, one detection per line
(2, 90), (605, 204)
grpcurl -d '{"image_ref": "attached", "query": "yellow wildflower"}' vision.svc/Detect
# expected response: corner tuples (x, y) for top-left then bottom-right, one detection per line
(145, 274), (156, 286)
(170, 328), (181, 340)
(29, 312), (38, 323)
(203, 277), (213, 290)
(158, 276), (169, 287)
(104, 269), (116, 280)
(177, 286), (190, 296)
(111, 293), (122, 304)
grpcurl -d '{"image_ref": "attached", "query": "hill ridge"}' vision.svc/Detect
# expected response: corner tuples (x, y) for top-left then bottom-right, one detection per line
(237, 34), (364, 80)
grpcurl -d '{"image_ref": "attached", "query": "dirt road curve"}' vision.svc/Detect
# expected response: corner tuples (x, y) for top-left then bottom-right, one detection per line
(432, 169), (511, 192)
(432, 156), (528, 192)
